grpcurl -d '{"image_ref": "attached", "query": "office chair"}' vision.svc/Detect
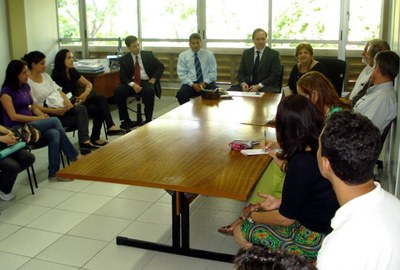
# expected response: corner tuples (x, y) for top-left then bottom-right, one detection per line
(278, 65), (284, 93)
(315, 57), (347, 97)
(376, 118), (396, 170)
(127, 95), (144, 126)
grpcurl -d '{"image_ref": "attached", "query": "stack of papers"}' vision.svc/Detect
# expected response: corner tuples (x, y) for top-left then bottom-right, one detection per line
(75, 59), (105, 74)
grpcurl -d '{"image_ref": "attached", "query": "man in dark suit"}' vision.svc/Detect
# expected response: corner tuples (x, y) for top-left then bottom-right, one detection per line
(230, 28), (281, 93)
(114, 35), (164, 128)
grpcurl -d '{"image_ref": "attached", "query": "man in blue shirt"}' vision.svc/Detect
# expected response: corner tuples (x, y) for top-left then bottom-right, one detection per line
(176, 33), (218, 105)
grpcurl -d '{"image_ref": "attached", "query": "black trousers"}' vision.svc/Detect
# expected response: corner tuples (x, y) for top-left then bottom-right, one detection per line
(176, 82), (218, 105)
(0, 149), (35, 194)
(53, 104), (90, 144)
(84, 95), (116, 141)
(114, 81), (155, 122)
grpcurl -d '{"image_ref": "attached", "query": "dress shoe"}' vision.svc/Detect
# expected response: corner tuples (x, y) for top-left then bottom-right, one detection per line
(80, 142), (99, 150)
(119, 120), (139, 131)
(107, 129), (126, 136)
(91, 140), (108, 146)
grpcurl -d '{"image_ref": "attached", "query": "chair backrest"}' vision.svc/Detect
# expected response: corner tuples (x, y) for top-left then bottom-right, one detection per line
(380, 118), (396, 153)
(278, 65), (284, 93)
(315, 57), (347, 97)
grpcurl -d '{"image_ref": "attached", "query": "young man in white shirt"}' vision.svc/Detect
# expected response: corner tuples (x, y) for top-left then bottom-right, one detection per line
(316, 111), (400, 270)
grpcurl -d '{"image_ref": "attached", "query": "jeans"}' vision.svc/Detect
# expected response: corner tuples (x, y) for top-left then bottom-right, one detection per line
(31, 117), (78, 178)
(0, 149), (35, 193)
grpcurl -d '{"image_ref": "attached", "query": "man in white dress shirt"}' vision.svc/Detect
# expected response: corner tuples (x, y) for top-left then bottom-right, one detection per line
(317, 110), (400, 270)
(353, 50), (398, 133)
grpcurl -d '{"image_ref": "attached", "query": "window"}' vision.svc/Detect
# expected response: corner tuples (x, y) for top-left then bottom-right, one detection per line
(85, 0), (137, 46)
(271, 0), (340, 49)
(141, 0), (196, 48)
(206, 0), (269, 48)
(57, 0), (81, 46)
(56, 0), (384, 56)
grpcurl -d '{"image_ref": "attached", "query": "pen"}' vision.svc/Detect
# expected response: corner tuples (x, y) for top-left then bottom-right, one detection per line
(200, 84), (204, 90)
(263, 129), (267, 152)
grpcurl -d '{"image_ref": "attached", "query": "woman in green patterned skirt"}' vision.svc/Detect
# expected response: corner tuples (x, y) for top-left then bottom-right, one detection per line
(233, 95), (339, 261)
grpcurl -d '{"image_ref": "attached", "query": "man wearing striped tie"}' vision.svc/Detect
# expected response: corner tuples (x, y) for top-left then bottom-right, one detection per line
(176, 33), (218, 105)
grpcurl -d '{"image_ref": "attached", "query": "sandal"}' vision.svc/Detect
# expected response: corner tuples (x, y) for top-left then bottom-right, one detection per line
(218, 225), (234, 236)
(217, 216), (245, 236)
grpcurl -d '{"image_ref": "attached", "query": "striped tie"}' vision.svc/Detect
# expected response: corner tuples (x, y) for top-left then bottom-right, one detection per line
(194, 52), (203, 83)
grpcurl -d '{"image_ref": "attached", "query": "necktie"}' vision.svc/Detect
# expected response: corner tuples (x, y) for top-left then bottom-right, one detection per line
(194, 52), (203, 83)
(134, 55), (141, 86)
(352, 79), (371, 106)
(252, 51), (260, 84)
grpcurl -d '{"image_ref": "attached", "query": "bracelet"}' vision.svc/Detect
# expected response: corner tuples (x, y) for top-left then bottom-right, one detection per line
(280, 160), (288, 173)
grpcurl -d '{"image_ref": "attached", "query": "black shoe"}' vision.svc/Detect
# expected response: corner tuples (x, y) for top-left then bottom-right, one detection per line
(107, 129), (126, 136)
(80, 142), (99, 150)
(119, 120), (138, 130)
(80, 149), (92, 155)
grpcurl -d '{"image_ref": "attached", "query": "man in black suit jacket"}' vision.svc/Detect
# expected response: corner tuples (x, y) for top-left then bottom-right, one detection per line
(114, 35), (164, 128)
(231, 28), (281, 93)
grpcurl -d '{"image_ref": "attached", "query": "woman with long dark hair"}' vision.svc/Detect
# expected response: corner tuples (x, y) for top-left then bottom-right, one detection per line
(1, 60), (79, 181)
(52, 49), (124, 146)
(233, 95), (339, 261)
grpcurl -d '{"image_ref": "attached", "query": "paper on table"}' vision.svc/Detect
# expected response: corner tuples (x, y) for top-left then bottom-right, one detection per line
(227, 91), (265, 98)
(240, 148), (282, 156)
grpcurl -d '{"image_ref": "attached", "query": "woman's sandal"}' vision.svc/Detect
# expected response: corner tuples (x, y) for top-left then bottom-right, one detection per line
(218, 225), (235, 236)
(217, 216), (245, 236)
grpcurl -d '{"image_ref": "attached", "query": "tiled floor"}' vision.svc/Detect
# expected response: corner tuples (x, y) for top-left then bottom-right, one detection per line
(0, 96), (244, 270)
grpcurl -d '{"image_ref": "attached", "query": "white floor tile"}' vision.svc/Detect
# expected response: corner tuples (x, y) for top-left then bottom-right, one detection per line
(19, 188), (75, 207)
(190, 207), (242, 233)
(119, 221), (171, 244)
(136, 203), (172, 225)
(81, 181), (130, 196)
(118, 186), (167, 202)
(0, 251), (30, 270)
(198, 196), (247, 212)
(46, 179), (94, 192)
(0, 227), (61, 257)
(94, 197), (152, 220)
(55, 193), (113, 214)
(0, 223), (21, 241)
(36, 235), (107, 267)
(26, 209), (89, 233)
(143, 252), (210, 270)
(205, 260), (234, 270)
(19, 259), (80, 270)
(0, 203), (50, 226)
(67, 215), (131, 241)
(84, 242), (155, 270)
(0, 99), (249, 269)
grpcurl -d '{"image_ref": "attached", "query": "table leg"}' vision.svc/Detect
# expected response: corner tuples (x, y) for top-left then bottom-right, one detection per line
(116, 190), (235, 263)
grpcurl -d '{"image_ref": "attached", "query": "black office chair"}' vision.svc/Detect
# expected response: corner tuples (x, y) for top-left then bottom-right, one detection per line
(315, 57), (347, 97)
(376, 118), (396, 170)
(278, 65), (284, 93)
(127, 95), (144, 126)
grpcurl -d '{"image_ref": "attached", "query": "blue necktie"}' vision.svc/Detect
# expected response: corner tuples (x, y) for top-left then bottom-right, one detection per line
(194, 52), (203, 83)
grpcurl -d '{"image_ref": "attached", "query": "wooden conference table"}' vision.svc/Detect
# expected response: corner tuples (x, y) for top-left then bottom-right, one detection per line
(57, 92), (281, 262)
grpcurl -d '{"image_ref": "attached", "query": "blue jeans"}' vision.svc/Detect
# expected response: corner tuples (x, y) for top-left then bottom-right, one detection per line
(31, 117), (78, 178)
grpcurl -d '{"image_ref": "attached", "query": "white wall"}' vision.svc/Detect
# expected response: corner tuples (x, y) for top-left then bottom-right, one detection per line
(0, 0), (11, 84)
(24, 0), (59, 72)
